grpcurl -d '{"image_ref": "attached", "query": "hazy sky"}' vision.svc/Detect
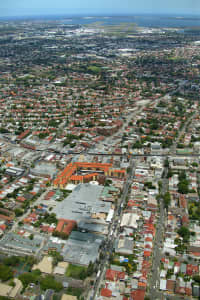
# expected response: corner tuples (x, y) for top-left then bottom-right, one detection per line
(1, 0), (200, 17)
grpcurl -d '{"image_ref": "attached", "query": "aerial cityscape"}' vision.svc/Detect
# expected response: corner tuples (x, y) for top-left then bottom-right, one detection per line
(0, 1), (200, 300)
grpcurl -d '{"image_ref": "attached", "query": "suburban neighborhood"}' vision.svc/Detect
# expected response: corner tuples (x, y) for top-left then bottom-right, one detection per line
(0, 15), (200, 300)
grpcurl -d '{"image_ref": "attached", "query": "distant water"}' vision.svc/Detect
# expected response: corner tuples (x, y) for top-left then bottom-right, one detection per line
(1, 14), (200, 28)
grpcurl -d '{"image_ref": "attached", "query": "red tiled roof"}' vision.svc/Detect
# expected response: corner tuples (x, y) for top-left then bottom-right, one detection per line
(54, 162), (113, 186)
(101, 288), (112, 297)
(131, 290), (145, 300)
(138, 281), (147, 288)
(0, 214), (12, 221)
(186, 264), (199, 276)
(17, 129), (30, 140)
(113, 169), (126, 173)
(48, 227), (55, 233)
(143, 250), (151, 257)
(191, 252), (200, 257)
(166, 280), (175, 292)
(182, 215), (189, 224)
(0, 224), (6, 231)
(105, 269), (125, 281)
(185, 287), (192, 296)
(56, 219), (76, 235)
(127, 200), (139, 207)
(23, 218), (31, 224)
(45, 190), (55, 200)
(161, 258), (166, 263)
(179, 195), (187, 209)
(145, 237), (152, 242)
(41, 225), (49, 232)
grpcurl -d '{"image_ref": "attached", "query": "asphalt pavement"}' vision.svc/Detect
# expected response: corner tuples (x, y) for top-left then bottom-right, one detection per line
(90, 158), (135, 300)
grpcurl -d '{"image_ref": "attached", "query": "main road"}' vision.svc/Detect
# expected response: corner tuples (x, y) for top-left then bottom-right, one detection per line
(148, 167), (168, 300)
(148, 110), (198, 300)
(89, 158), (135, 300)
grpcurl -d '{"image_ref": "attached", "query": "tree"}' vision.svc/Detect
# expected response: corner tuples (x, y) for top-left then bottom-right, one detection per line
(193, 275), (200, 284)
(38, 132), (49, 139)
(163, 192), (171, 209)
(25, 255), (37, 267)
(40, 275), (63, 292)
(192, 162), (198, 167)
(0, 264), (13, 281)
(158, 181), (162, 191)
(48, 250), (63, 266)
(43, 213), (57, 225)
(19, 271), (40, 288)
(166, 268), (174, 279)
(178, 180), (189, 194)
(14, 208), (24, 217)
(87, 262), (94, 276)
(126, 167), (131, 174)
(178, 171), (189, 194)
(164, 158), (169, 168)
(178, 226), (190, 243)
(4, 256), (20, 267)
(144, 182), (155, 189)
(179, 171), (187, 181)
(52, 231), (68, 240)
(29, 234), (34, 240)
(105, 179), (112, 187)
(0, 128), (9, 134)
(132, 140), (142, 149)
(167, 169), (173, 178)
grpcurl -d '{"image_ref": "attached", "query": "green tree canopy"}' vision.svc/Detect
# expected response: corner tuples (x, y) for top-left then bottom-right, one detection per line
(177, 226), (190, 243)
(19, 271), (40, 287)
(40, 275), (63, 292)
(0, 264), (13, 281)
(178, 180), (189, 194)
(3, 256), (20, 267)
(163, 192), (171, 209)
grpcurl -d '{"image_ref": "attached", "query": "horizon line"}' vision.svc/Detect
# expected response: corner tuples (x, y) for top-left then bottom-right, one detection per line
(1, 12), (200, 20)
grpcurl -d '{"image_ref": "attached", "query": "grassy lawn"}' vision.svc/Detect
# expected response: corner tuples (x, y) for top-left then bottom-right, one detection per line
(88, 65), (101, 74)
(65, 264), (87, 279)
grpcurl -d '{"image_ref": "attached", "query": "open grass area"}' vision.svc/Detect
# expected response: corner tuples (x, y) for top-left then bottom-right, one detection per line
(65, 264), (87, 279)
(88, 65), (101, 74)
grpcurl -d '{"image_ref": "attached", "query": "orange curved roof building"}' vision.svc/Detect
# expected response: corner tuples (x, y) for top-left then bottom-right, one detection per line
(53, 161), (125, 187)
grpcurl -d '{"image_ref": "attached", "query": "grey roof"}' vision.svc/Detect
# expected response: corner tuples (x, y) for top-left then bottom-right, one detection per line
(31, 162), (57, 178)
(43, 240), (63, 253)
(78, 221), (108, 235)
(0, 233), (43, 254)
(115, 238), (134, 254)
(180, 263), (187, 273)
(193, 285), (200, 297)
(53, 183), (111, 223)
(69, 231), (104, 243)
(62, 231), (104, 266)
(110, 265), (124, 272)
